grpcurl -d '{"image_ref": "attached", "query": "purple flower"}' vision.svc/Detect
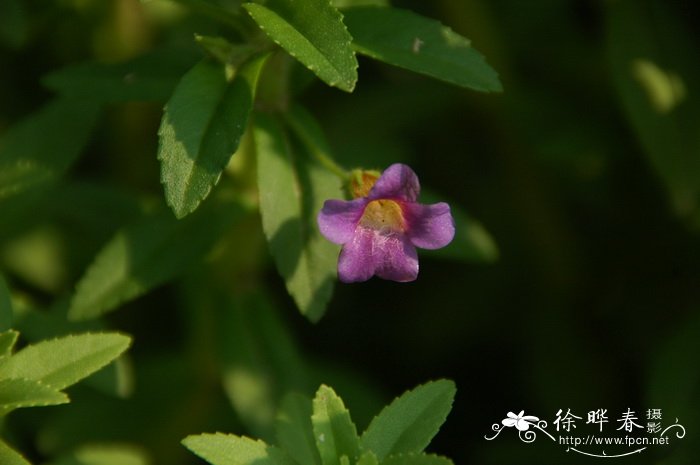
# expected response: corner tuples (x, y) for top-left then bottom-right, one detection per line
(317, 163), (455, 283)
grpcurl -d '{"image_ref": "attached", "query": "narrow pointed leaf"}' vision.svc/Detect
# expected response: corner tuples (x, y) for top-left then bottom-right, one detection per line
(0, 332), (131, 391)
(0, 330), (19, 358)
(243, 1), (357, 92)
(344, 7), (501, 92)
(312, 385), (360, 465)
(0, 440), (31, 465)
(158, 55), (268, 218)
(254, 113), (341, 322)
(0, 378), (69, 415)
(68, 202), (243, 320)
(361, 380), (455, 460)
(276, 393), (322, 465)
(0, 98), (100, 201)
(182, 433), (290, 465)
(382, 453), (453, 465)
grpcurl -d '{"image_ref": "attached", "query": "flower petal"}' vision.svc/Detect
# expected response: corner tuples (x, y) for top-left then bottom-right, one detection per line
(404, 202), (455, 249)
(337, 227), (377, 283)
(502, 419), (517, 427)
(337, 227), (418, 283)
(369, 163), (420, 202)
(374, 234), (418, 282)
(318, 198), (367, 244)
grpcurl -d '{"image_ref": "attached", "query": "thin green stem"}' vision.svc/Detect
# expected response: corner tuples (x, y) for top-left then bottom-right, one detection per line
(282, 112), (351, 182)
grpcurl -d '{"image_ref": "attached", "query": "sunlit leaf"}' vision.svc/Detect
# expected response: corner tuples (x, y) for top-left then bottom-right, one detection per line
(50, 443), (150, 465)
(0, 377), (69, 415)
(0, 332), (131, 391)
(68, 201), (244, 320)
(159, 55), (268, 218)
(0, 440), (31, 465)
(0, 99), (100, 201)
(182, 433), (290, 465)
(0, 330), (18, 357)
(254, 113), (341, 322)
(311, 385), (360, 465)
(344, 7), (501, 92)
(360, 380), (455, 460)
(243, 0), (357, 92)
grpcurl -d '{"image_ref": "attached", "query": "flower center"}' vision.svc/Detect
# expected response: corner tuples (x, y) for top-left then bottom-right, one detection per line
(359, 199), (405, 232)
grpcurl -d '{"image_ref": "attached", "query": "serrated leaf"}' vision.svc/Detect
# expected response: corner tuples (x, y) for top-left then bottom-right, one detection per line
(158, 55), (268, 218)
(421, 190), (498, 263)
(68, 202), (243, 320)
(0, 276), (12, 332)
(243, 1), (357, 92)
(276, 393), (322, 465)
(182, 433), (289, 465)
(0, 330), (19, 358)
(0, 378), (69, 415)
(0, 332), (131, 391)
(344, 7), (501, 92)
(254, 113), (340, 322)
(0, 98), (100, 201)
(42, 49), (195, 103)
(0, 440), (31, 465)
(360, 380), (455, 460)
(312, 385), (360, 465)
(381, 453), (453, 465)
(356, 451), (378, 465)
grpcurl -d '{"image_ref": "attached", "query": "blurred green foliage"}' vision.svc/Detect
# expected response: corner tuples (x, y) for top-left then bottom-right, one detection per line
(1, 0), (699, 464)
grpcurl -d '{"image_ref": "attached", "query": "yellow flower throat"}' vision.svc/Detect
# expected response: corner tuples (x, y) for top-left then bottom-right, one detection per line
(359, 200), (405, 232)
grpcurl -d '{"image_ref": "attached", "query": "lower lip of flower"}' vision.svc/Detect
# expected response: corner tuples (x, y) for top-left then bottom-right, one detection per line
(359, 199), (405, 232)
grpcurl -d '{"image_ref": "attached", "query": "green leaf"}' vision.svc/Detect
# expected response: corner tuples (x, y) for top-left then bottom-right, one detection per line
(606, 0), (700, 218)
(0, 98), (100, 201)
(243, 1), (357, 92)
(0, 332), (131, 391)
(182, 433), (289, 465)
(276, 393), (322, 465)
(158, 55), (268, 218)
(356, 451), (378, 465)
(68, 201), (243, 321)
(219, 292), (308, 439)
(421, 190), (498, 263)
(42, 50), (195, 103)
(0, 378), (69, 415)
(0, 276), (12, 332)
(254, 113), (341, 322)
(0, 440), (31, 465)
(360, 380), (455, 460)
(51, 443), (150, 465)
(343, 7), (501, 92)
(0, 330), (19, 358)
(381, 453), (453, 465)
(312, 385), (360, 465)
